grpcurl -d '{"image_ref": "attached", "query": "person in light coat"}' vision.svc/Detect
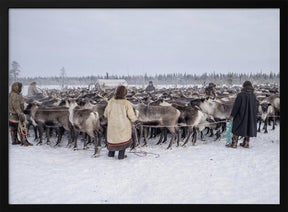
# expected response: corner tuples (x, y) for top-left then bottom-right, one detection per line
(27, 81), (42, 97)
(104, 85), (140, 159)
(9, 82), (33, 146)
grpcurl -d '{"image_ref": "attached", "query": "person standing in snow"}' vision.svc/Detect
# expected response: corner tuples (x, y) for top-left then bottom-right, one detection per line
(9, 82), (33, 146)
(205, 82), (216, 98)
(27, 81), (42, 98)
(104, 85), (140, 159)
(145, 81), (156, 93)
(226, 81), (257, 148)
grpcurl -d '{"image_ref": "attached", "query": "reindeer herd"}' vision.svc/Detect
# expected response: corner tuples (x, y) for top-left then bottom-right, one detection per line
(22, 84), (280, 157)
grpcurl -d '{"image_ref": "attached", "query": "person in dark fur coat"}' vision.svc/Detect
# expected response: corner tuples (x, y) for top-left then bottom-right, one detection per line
(226, 81), (257, 148)
(205, 82), (216, 98)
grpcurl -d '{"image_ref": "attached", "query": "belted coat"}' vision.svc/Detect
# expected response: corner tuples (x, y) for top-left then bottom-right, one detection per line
(9, 82), (25, 123)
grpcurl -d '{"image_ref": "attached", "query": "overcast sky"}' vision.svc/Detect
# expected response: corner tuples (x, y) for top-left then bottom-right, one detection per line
(9, 9), (279, 78)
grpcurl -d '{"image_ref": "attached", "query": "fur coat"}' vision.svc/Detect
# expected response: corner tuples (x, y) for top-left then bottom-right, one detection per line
(104, 97), (137, 151)
(9, 82), (24, 123)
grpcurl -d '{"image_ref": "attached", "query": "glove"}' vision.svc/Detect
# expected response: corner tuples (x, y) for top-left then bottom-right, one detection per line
(134, 120), (142, 127)
(19, 113), (26, 122)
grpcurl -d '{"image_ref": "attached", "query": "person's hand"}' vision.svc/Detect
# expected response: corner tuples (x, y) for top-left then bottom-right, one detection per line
(19, 113), (26, 122)
(134, 120), (142, 127)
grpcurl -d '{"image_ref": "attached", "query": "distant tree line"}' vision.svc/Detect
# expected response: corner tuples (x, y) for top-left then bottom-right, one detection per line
(10, 60), (279, 87)
(16, 71), (279, 87)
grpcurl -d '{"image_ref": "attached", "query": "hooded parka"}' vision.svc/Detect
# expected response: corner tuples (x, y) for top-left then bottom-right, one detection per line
(9, 82), (25, 123)
(230, 82), (257, 137)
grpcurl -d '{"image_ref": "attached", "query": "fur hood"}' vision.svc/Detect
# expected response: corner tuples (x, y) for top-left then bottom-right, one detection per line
(114, 85), (127, 99)
(11, 82), (22, 94)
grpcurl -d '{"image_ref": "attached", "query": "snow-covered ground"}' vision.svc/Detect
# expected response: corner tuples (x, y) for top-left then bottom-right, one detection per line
(9, 123), (280, 204)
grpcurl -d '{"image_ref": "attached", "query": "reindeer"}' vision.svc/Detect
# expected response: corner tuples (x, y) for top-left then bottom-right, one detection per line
(189, 97), (234, 139)
(258, 95), (279, 133)
(28, 103), (74, 145)
(172, 103), (205, 146)
(77, 98), (108, 146)
(133, 103), (181, 149)
(68, 99), (102, 157)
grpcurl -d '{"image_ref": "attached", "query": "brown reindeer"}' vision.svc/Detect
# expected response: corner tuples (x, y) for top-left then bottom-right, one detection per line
(134, 103), (181, 149)
(258, 95), (279, 133)
(172, 103), (205, 146)
(68, 99), (102, 157)
(190, 97), (234, 119)
(29, 103), (74, 146)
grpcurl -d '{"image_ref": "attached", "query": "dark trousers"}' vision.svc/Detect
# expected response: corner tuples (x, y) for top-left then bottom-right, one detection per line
(9, 122), (18, 131)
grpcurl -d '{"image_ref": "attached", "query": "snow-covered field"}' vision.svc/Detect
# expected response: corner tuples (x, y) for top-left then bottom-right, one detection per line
(9, 123), (280, 204)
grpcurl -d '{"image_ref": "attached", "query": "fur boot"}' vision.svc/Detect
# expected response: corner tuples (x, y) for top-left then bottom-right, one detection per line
(108, 151), (115, 157)
(118, 149), (127, 160)
(240, 137), (249, 148)
(11, 128), (21, 145)
(20, 134), (33, 146)
(226, 134), (238, 148)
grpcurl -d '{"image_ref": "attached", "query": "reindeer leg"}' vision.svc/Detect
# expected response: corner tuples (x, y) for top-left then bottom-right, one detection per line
(177, 127), (182, 146)
(55, 127), (64, 146)
(82, 132), (89, 150)
(182, 127), (187, 138)
(131, 124), (139, 149)
(200, 130), (206, 141)
(257, 119), (261, 132)
(148, 128), (153, 139)
(191, 128), (195, 142)
(142, 127), (148, 147)
(221, 122), (226, 133)
(162, 128), (168, 143)
(67, 122), (75, 148)
(33, 125), (39, 141)
(214, 129), (221, 141)
(153, 128), (159, 138)
(55, 127), (61, 146)
(103, 127), (108, 147)
(205, 127), (210, 135)
(262, 119), (266, 130)
(268, 117), (271, 126)
(156, 129), (163, 145)
(272, 116), (275, 130)
(74, 131), (79, 150)
(67, 130), (74, 148)
(209, 129), (214, 137)
(97, 130), (103, 147)
(264, 119), (268, 133)
(138, 125), (143, 146)
(81, 132), (88, 144)
(92, 132), (101, 158)
(37, 123), (44, 145)
(46, 127), (51, 144)
(192, 127), (198, 145)
(88, 136), (92, 145)
(182, 127), (193, 147)
(167, 128), (176, 149)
